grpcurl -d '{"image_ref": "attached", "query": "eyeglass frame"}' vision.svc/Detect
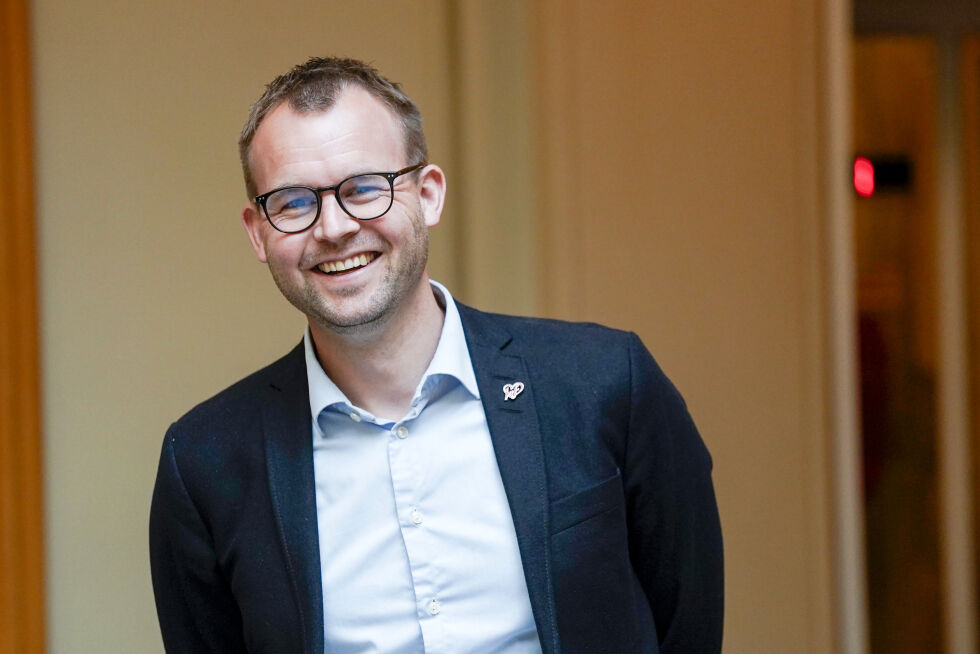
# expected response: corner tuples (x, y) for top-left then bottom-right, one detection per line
(252, 162), (427, 233)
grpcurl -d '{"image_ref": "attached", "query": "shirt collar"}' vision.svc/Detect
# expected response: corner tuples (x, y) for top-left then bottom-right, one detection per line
(304, 280), (480, 425)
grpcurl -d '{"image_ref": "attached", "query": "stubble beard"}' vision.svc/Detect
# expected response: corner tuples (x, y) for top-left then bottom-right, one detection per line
(269, 207), (430, 335)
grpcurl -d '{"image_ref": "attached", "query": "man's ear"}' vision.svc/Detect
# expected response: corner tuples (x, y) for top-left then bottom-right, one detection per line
(417, 164), (446, 228)
(241, 203), (269, 263)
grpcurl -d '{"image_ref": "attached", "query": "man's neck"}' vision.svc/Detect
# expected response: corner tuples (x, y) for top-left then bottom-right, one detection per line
(308, 280), (446, 420)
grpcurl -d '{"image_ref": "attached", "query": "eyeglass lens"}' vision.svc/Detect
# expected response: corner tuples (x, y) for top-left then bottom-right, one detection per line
(264, 174), (394, 231)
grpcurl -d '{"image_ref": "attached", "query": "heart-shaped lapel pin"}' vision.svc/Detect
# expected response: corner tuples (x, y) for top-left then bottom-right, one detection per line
(502, 381), (525, 401)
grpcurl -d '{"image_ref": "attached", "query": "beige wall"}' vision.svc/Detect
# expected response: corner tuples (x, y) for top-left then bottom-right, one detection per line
(33, 1), (844, 652)
(32, 2), (463, 651)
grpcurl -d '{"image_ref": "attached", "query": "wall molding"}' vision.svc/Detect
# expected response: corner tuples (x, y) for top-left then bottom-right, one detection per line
(821, 3), (871, 652)
(0, 1), (45, 652)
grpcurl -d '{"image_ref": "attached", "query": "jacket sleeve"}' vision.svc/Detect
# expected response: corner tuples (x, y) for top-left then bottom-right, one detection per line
(624, 332), (724, 653)
(149, 428), (248, 653)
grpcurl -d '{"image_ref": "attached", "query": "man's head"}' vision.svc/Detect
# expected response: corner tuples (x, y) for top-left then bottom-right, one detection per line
(239, 58), (446, 337)
(239, 57), (428, 200)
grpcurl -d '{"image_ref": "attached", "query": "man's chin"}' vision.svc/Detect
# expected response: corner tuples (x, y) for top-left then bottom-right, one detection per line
(313, 311), (384, 333)
(305, 296), (391, 334)
(273, 276), (379, 331)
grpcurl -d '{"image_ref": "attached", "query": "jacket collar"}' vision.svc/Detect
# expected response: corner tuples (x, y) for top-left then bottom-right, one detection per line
(261, 343), (324, 654)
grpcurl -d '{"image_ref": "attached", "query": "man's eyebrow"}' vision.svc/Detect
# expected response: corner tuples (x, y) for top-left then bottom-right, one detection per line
(260, 161), (410, 195)
(274, 166), (391, 187)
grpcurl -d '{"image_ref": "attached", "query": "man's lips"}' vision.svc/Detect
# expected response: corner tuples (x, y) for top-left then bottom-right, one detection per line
(315, 252), (379, 274)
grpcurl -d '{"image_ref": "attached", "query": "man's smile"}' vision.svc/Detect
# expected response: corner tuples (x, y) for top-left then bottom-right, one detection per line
(316, 252), (379, 275)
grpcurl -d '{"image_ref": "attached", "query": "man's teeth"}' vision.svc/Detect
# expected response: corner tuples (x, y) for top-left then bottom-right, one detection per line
(319, 253), (376, 273)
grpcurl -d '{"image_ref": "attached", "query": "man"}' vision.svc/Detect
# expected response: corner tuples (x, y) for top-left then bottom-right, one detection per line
(150, 57), (723, 654)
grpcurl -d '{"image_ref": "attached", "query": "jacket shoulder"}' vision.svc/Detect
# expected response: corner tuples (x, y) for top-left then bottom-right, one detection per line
(457, 303), (636, 353)
(457, 304), (677, 414)
(166, 342), (305, 445)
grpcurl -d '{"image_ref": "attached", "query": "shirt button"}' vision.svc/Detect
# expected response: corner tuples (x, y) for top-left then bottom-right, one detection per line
(427, 599), (441, 616)
(395, 425), (409, 439)
(349, 412), (361, 422)
(411, 508), (424, 526)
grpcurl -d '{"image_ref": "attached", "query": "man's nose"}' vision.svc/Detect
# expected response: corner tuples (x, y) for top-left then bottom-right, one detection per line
(312, 194), (360, 242)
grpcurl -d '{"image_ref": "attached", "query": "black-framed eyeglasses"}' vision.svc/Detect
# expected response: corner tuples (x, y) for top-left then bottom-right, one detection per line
(254, 162), (426, 233)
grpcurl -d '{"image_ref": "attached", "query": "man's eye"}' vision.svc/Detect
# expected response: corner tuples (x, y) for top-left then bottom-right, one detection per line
(341, 176), (389, 204)
(269, 189), (316, 215)
(283, 197), (314, 210)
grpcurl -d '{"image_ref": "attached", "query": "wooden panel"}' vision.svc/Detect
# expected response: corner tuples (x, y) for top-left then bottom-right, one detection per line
(963, 36), (980, 639)
(0, 1), (45, 653)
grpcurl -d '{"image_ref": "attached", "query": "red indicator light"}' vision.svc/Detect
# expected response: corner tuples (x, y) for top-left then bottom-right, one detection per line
(854, 157), (875, 197)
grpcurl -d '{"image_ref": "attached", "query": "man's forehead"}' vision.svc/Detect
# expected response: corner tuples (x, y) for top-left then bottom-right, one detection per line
(266, 87), (399, 136)
(253, 89), (405, 159)
(248, 88), (408, 190)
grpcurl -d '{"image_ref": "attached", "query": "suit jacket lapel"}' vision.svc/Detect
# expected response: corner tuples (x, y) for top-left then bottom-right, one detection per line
(458, 305), (560, 654)
(262, 344), (324, 654)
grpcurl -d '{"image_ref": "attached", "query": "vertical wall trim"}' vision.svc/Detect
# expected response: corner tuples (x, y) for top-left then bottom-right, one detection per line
(443, 0), (468, 297)
(528, 0), (581, 320)
(446, 1), (536, 315)
(821, 1), (870, 653)
(936, 33), (978, 654)
(795, 3), (836, 650)
(0, 1), (45, 653)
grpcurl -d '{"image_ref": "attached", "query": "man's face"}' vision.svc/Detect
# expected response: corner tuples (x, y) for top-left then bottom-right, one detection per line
(242, 87), (444, 334)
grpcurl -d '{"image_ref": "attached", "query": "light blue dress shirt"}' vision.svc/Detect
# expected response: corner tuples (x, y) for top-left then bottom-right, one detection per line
(304, 282), (542, 654)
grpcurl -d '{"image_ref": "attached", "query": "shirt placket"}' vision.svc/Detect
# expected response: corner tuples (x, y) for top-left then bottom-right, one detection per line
(387, 400), (447, 653)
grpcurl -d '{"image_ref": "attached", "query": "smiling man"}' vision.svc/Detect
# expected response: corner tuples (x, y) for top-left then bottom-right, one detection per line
(150, 57), (723, 654)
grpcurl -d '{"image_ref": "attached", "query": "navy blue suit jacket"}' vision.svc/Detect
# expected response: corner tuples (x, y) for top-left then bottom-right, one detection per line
(150, 305), (723, 653)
